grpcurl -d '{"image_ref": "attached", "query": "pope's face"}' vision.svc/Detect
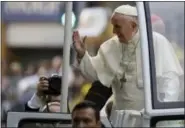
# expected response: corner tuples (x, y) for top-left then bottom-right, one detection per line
(111, 13), (136, 43)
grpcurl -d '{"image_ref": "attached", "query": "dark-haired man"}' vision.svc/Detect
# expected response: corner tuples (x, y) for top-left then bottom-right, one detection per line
(72, 101), (103, 128)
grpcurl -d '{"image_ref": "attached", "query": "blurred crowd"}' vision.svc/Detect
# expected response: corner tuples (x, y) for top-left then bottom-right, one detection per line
(1, 55), (92, 124)
(1, 2), (184, 127)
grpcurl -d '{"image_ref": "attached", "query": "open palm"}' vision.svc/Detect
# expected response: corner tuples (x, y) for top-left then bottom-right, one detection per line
(73, 31), (86, 58)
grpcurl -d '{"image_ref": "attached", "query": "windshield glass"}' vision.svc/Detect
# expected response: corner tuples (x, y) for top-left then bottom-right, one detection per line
(149, 2), (184, 103)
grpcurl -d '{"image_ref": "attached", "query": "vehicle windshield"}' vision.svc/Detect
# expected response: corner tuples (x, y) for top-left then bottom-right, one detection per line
(149, 2), (184, 104)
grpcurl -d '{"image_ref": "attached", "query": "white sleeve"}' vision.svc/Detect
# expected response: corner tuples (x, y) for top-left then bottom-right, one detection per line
(79, 49), (114, 88)
(27, 93), (43, 109)
(158, 72), (180, 102)
(79, 51), (99, 81)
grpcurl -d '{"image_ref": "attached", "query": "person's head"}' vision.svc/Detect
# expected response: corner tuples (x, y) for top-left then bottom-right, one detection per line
(37, 66), (48, 76)
(72, 101), (101, 128)
(51, 56), (62, 71)
(111, 5), (138, 43)
(24, 63), (37, 76)
(9, 61), (22, 75)
(151, 14), (165, 35)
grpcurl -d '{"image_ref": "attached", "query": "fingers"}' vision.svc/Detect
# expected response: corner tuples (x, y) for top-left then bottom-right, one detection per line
(73, 31), (84, 43)
(73, 31), (80, 42)
(40, 80), (49, 87)
(72, 31), (86, 57)
(39, 76), (47, 81)
(38, 77), (49, 91)
(75, 30), (80, 38)
(73, 31), (87, 44)
(73, 31), (82, 51)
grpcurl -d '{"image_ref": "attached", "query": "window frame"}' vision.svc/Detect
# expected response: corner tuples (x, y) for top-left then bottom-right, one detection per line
(144, 1), (184, 109)
(150, 115), (185, 127)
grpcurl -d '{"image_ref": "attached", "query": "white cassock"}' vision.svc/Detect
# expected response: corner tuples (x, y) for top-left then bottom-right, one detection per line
(79, 30), (183, 109)
(79, 30), (183, 127)
(79, 4), (183, 127)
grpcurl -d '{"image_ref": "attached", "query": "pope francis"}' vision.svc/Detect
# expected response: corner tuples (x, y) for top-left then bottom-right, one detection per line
(73, 4), (183, 126)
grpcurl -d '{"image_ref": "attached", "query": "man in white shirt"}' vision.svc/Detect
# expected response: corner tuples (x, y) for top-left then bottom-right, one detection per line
(73, 4), (183, 125)
(25, 76), (61, 112)
(25, 65), (75, 112)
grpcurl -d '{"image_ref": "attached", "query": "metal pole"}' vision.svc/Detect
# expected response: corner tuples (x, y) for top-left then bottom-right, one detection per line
(61, 1), (73, 113)
(136, 1), (153, 115)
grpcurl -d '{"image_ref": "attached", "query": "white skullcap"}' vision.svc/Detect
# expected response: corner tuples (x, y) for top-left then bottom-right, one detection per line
(113, 4), (137, 16)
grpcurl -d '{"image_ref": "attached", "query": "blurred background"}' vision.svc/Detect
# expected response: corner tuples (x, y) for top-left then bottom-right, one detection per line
(1, 1), (184, 126)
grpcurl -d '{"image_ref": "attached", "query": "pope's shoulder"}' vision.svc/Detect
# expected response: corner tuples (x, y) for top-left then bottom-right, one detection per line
(101, 35), (119, 46)
(99, 36), (120, 53)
